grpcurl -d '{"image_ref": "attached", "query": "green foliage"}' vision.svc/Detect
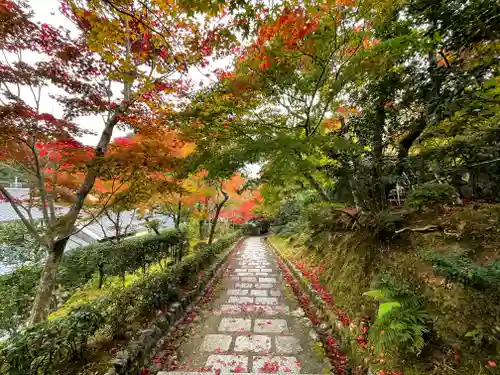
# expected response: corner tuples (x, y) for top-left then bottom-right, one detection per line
(0, 304), (104, 375)
(0, 266), (40, 336)
(0, 232), (240, 374)
(0, 221), (46, 266)
(58, 230), (187, 289)
(0, 231), (187, 340)
(431, 252), (500, 294)
(364, 289), (430, 356)
(406, 183), (457, 211)
(143, 219), (161, 234)
(373, 211), (405, 241)
(303, 202), (346, 233)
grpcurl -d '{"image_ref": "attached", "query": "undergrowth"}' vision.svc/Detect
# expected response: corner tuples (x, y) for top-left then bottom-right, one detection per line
(269, 203), (500, 375)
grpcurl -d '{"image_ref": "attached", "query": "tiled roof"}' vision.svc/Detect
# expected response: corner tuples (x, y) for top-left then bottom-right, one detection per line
(0, 188), (174, 248)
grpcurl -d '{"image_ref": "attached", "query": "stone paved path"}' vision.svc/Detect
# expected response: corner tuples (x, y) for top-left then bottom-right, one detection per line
(159, 237), (329, 375)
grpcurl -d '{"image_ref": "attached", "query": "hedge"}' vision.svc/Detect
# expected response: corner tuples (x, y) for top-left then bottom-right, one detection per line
(0, 232), (241, 375)
(0, 266), (41, 336)
(0, 231), (187, 337)
(57, 230), (187, 289)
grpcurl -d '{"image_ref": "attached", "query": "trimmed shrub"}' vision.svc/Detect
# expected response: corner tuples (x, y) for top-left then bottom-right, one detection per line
(58, 230), (187, 289)
(0, 266), (40, 336)
(0, 232), (240, 374)
(0, 231), (187, 336)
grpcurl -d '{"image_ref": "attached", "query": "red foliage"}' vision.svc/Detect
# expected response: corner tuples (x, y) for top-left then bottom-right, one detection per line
(276, 257), (347, 374)
(256, 8), (319, 49)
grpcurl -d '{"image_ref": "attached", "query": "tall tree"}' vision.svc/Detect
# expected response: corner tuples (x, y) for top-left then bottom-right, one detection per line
(0, 0), (217, 324)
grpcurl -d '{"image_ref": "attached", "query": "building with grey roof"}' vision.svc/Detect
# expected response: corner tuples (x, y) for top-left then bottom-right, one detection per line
(0, 187), (174, 252)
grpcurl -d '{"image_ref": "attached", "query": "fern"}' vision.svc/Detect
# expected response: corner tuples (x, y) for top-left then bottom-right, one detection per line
(364, 289), (430, 356)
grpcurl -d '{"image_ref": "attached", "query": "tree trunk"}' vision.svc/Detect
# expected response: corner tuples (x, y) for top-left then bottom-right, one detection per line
(177, 244), (183, 263)
(175, 201), (182, 231)
(199, 219), (205, 240)
(372, 103), (386, 211)
(98, 263), (105, 289)
(145, 217), (160, 235)
(208, 190), (229, 245)
(27, 237), (68, 326)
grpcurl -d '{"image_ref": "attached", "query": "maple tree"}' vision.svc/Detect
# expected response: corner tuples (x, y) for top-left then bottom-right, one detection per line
(186, 0), (500, 212)
(183, 1), (371, 204)
(147, 171), (250, 244)
(144, 171), (211, 232)
(0, 0), (226, 324)
(220, 187), (263, 225)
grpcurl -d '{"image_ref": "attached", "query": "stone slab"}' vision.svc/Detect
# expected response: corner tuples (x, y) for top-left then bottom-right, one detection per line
(205, 354), (248, 373)
(250, 289), (268, 297)
(252, 356), (300, 374)
(234, 334), (271, 353)
(275, 336), (303, 354)
(254, 283), (274, 289)
(228, 289), (249, 296)
(254, 319), (288, 333)
(218, 318), (252, 332)
(200, 334), (233, 352)
(227, 296), (254, 305)
(217, 304), (289, 316)
(254, 297), (279, 306)
(235, 282), (253, 289)
(259, 277), (277, 283)
(240, 276), (258, 282)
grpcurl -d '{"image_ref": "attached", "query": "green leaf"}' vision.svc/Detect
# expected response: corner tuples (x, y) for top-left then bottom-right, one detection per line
(363, 289), (387, 301)
(378, 301), (401, 319)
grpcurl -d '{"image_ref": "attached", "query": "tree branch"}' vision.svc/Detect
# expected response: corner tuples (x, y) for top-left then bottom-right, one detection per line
(0, 184), (44, 244)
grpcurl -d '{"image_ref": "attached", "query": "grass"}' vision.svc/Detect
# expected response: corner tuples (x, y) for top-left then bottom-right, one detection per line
(49, 262), (167, 320)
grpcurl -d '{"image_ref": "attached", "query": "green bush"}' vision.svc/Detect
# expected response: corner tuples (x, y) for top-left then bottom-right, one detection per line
(58, 230), (187, 288)
(364, 289), (430, 356)
(0, 266), (40, 336)
(406, 183), (457, 211)
(374, 211), (405, 241)
(302, 202), (345, 233)
(0, 231), (187, 337)
(0, 232), (240, 374)
(431, 252), (500, 294)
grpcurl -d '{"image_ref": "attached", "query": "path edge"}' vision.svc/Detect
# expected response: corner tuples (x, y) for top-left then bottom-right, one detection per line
(105, 236), (246, 375)
(264, 237), (358, 375)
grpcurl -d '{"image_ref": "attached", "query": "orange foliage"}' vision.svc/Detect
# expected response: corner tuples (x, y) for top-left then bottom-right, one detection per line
(220, 186), (263, 224)
(240, 7), (320, 72)
(323, 118), (342, 131)
(256, 8), (319, 49)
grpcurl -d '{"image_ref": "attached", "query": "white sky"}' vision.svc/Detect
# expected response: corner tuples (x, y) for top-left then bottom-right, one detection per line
(26, 0), (233, 146)
(25, 0), (261, 177)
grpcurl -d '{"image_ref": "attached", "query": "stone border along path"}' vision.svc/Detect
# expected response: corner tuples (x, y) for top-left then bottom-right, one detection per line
(158, 237), (332, 375)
